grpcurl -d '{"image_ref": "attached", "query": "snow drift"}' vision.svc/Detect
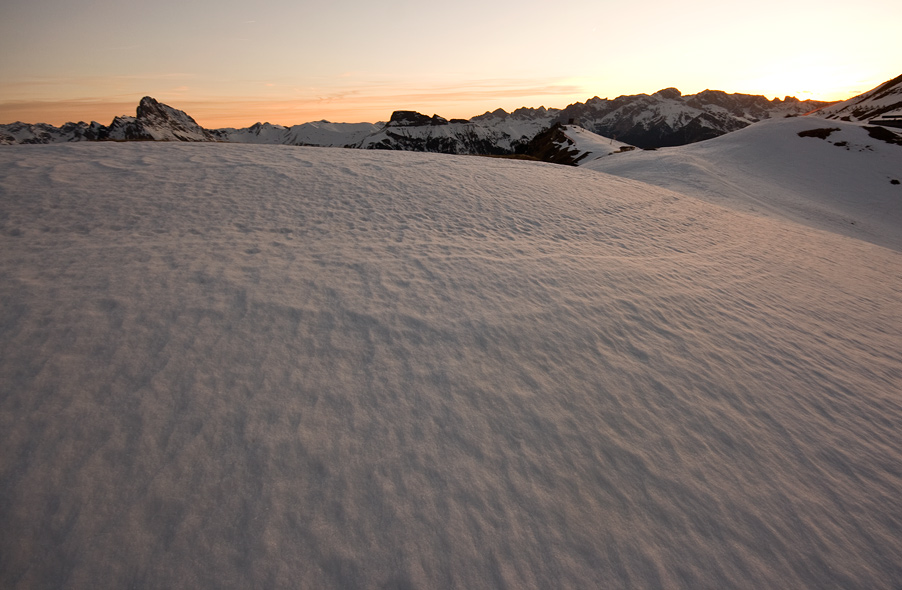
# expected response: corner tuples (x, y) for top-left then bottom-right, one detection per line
(1, 143), (900, 589)
(586, 117), (902, 252)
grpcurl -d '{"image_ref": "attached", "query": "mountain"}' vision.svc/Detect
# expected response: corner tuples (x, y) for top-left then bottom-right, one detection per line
(0, 120), (108, 144)
(0, 82), (868, 153)
(0, 97), (214, 144)
(354, 110), (513, 154)
(214, 120), (382, 147)
(555, 88), (827, 148)
(353, 88), (828, 154)
(810, 74), (902, 126)
(115, 96), (216, 141)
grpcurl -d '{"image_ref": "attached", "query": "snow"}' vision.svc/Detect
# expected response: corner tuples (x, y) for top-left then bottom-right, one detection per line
(559, 125), (633, 163)
(1, 142), (901, 588)
(221, 121), (383, 147)
(586, 117), (902, 251)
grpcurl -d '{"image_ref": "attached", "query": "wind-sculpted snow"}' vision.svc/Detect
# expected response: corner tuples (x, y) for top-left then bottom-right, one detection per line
(1, 144), (900, 589)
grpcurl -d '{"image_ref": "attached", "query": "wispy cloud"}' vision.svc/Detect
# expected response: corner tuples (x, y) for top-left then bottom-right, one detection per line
(1, 78), (591, 126)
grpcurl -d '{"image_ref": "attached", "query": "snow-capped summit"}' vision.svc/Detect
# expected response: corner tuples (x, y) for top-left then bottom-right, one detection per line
(556, 89), (828, 148)
(104, 96), (216, 142)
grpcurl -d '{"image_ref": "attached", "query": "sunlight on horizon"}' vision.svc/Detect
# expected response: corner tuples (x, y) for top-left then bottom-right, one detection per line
(0, 74), (885, 128)
(1, 0), (899, 126)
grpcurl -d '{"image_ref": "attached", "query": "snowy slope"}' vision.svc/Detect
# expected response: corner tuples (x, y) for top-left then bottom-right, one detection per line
(1, 144), (900, 589)
(560, 125), (635, 162)
(586, 117), (902, 251)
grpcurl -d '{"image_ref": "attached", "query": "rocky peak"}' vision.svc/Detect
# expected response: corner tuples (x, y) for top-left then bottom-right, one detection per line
(653, 88), (682, 100)
(387, 111), (449, 126)
(133, 96), (213, 141)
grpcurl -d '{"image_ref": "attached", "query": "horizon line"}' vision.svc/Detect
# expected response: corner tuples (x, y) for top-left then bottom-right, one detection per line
(0, 86), (861, 129)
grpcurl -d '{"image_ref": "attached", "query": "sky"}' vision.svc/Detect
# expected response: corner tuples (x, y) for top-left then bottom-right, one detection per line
(1, 0), (900, 127)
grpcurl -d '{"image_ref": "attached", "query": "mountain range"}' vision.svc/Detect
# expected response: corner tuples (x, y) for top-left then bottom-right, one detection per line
(2, 75), (901, 162)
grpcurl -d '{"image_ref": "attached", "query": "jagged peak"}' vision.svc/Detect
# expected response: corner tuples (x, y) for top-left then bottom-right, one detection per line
(387, 111), (449, 126)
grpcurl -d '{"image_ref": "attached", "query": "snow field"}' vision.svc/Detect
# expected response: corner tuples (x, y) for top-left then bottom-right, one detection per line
(586, 117), (902, 251)
(1, 143), (900, 588)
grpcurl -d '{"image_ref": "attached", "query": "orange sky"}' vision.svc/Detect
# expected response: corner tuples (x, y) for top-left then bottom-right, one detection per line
(1, 0), (899, 127)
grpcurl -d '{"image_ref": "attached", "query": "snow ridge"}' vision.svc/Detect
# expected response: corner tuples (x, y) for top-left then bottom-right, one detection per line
(586, 117), (902, 251)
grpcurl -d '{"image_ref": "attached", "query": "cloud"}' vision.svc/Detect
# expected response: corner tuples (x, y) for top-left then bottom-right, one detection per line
(0, 78), (592, 127)
(0, 98), (140, 125)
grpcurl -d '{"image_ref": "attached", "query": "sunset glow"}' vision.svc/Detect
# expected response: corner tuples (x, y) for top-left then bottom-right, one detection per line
(1, 0), (899, 127)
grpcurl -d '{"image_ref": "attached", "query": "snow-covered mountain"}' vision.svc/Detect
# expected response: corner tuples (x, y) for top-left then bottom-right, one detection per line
(555, 88), (827, 148)
(352, 89), (828, 153)
(119, 96), (216, 141)
(0, 97), (215, 144)
(0, 84), (842, 152)
(2, 139), (900, 589)
(355, 110), (515, 154)
(811, 74), (902, 126)
(215, 120), (382, 147)
(0, 120), (109, 144)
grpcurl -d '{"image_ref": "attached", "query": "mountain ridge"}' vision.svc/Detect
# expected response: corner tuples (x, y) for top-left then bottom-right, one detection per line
(3, 77), (900, 158)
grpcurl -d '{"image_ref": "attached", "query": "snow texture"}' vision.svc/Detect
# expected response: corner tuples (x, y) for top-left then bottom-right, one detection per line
(1, 142), (901, 589)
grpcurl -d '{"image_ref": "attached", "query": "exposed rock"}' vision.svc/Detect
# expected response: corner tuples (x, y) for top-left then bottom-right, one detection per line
(654, 87), (682, 100)
(387, 111), (449, 126)
(522, 123), (583, 166)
